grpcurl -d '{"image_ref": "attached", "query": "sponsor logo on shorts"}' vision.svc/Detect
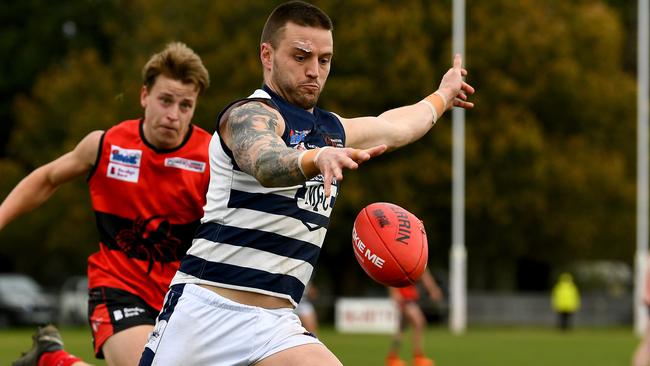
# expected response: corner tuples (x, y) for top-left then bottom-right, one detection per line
(146, 319), (167, 350)
(107, 145), (142, 183)
(113, 306), (146, 321)
(164, 157), (206, 173)
(91, 317), (102, 332)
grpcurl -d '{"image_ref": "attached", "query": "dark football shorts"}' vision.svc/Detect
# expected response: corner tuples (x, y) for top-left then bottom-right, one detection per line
(88, 287), (159, 358)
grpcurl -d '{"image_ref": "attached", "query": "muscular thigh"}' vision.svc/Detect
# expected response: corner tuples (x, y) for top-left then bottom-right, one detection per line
(103, 325), (153, 366)
(255, 343), (342, 366)
(88, 287), (158, 360)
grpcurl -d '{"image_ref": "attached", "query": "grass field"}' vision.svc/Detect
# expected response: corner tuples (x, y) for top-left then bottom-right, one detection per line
(0, 325), (640, 365)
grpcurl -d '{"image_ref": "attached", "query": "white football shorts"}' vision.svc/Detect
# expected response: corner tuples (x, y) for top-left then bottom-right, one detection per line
(139, 283), (322, 365)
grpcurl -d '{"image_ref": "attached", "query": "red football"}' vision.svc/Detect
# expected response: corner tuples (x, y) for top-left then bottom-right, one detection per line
(352, 202), (428, 287)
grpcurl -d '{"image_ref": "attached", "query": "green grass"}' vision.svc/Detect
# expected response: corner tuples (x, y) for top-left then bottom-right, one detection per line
(322, 327), (639, 366)
(0, 325), (640, 365)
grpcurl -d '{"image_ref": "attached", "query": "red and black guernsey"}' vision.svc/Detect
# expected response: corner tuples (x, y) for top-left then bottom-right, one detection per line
(87, 119), (211, 311)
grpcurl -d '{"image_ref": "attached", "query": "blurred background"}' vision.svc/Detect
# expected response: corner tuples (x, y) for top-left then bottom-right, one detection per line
(0, 0), (641, 329)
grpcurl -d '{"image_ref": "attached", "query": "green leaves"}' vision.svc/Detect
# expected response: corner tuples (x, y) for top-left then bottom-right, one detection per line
(0, 0), (639, 291)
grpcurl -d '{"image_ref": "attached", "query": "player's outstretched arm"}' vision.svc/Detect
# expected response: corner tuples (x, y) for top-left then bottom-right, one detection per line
(421, 268), (443, 301)
(0, 131), (102, 230)
(222, 101), (386, 196)
(342, 54), (475, 151)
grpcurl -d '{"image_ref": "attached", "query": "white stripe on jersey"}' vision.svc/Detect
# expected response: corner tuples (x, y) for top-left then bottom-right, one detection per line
(186, 239), (315, 280)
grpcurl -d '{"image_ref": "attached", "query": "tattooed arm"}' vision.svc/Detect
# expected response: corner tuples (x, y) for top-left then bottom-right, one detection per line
(220, 101), (305, 187)
(220, 100), (386, 195)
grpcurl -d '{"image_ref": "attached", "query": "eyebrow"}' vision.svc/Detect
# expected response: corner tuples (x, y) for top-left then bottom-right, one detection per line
(158, 91), (196, 100)
(292, 46), (333, 58)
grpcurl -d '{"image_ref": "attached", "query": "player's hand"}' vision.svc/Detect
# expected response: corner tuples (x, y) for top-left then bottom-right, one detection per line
(315, 144), (387, 197)
(437, 54), (475, 110)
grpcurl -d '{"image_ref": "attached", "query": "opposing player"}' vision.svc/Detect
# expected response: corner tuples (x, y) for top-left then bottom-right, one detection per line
(140, 1), (474, 365)
(386, 269), (443, 366)
(2, 42), (211, 366)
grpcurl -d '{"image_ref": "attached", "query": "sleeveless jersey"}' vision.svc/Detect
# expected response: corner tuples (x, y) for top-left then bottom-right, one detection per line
(172, 85), (346, 306)
(87, 119), (211, 311)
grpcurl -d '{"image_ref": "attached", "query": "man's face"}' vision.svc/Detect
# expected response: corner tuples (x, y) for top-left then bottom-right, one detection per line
(264, 22), (333, 110)
(140, 74), (199, 150)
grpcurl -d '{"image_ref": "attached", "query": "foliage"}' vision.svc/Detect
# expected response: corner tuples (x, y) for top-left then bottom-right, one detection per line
(0, 0), (640, 293)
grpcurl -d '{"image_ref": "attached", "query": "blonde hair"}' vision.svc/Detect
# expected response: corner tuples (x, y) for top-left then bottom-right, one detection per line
(142, 42), (210, 94)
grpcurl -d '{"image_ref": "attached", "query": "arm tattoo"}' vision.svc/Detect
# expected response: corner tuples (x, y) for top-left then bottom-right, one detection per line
(227, 102), (306, 186)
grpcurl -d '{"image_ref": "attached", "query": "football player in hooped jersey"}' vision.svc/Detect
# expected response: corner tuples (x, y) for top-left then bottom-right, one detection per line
(141, 2), (474, 366)
(1, 42), (211, 366)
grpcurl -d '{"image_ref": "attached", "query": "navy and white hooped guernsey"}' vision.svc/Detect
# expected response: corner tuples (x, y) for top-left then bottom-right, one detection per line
(171, 85), (346, 306)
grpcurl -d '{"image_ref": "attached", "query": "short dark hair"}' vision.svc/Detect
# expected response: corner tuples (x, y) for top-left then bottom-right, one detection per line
(261, 1), (333, 47)
(142, 42), (210, 95)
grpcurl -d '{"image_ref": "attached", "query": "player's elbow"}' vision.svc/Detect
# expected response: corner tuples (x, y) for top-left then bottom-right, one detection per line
(254, 169), (276, 188)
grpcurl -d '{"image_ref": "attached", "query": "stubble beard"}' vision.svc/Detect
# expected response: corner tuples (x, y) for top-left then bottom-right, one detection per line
(292, 88), (319, 110)
(274, 73), (320, 110)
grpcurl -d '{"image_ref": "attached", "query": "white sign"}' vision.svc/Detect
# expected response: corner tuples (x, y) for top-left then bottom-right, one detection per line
(335, 298), (399, 334)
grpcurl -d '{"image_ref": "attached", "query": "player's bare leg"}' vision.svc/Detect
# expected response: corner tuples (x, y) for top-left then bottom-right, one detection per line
(103, 325), (153, 366)
(13, 324), (88, 366)
(403, 303), (434, 366)
(386, 310), (408, 366)
(255, 343), (342, 366)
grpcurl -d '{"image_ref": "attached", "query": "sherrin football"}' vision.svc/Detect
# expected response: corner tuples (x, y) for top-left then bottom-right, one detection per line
(352, 202), (428, 287)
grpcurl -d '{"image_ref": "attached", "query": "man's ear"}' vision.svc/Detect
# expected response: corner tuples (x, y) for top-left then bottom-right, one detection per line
(260, 43), (273, 71)
(140, 85), (148, 108)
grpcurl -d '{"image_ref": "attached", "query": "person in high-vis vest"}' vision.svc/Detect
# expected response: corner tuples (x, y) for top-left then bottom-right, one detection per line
(551, 272), (581, 331)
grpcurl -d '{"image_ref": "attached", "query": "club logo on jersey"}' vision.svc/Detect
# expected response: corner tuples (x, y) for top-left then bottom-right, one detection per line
(289, 129), (311, 146)
(115, 215), (186, 271)
(107, 145), (142, 183)
(164, 157), (206, 173)
(295, 177), (338, 231)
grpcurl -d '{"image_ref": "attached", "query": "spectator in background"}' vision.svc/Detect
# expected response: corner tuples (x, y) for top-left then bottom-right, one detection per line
(633, 257), (650, 366)
(386, 268), (443, 366)
(551, 272), (581, 331)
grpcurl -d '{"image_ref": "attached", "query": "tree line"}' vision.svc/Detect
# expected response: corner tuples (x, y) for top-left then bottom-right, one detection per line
(0, 0), (640, 296)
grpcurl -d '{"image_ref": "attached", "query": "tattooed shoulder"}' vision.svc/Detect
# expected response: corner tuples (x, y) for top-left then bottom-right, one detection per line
(228, 101), (281, 132)
(225, 101), (305, 186)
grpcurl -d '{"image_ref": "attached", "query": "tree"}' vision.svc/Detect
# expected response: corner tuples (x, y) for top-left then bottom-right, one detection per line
(0, 0), (639, 294)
